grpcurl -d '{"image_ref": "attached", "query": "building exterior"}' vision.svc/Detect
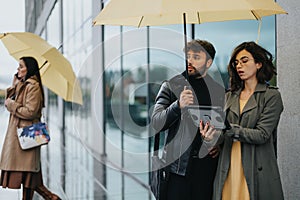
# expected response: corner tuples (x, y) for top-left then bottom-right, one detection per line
(24, 0), (299, 199)
(277, 0), (300, 199)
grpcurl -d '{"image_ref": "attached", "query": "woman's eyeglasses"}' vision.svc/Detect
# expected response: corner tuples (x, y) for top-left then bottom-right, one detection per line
(231, 56), (254, 68)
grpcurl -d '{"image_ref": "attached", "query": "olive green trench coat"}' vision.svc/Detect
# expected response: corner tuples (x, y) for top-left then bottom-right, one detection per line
(213, 83), (284, 200)
(0, 76), (43, 172)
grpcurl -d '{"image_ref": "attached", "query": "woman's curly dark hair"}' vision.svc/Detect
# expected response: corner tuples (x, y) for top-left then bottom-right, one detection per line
(228, 41), (276, 91)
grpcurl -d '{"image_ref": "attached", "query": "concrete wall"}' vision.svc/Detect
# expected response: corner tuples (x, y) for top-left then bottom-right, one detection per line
(277, 1), (300, 199)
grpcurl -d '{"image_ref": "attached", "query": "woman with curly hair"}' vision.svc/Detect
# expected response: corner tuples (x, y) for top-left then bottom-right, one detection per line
(201, 42), (284, 200)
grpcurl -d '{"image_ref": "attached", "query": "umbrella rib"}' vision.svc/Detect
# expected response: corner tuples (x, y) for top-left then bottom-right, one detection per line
(251, 10), (260, 20)
(40, 60), (48, 70)
(138, 16), (144, 28)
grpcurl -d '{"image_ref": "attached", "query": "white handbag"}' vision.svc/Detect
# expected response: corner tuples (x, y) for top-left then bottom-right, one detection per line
(17, 110), (50, 150)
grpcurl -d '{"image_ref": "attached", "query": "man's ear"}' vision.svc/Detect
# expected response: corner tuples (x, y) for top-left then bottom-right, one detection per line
(206, 59), (213, 69)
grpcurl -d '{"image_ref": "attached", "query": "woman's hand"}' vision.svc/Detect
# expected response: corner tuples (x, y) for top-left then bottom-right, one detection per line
(4, 98), (12, 107)
(198, 120), (222, 158)
(209, 146), (220, 158)
(199, 120), (216, 141)
(12, 73), (20, 86)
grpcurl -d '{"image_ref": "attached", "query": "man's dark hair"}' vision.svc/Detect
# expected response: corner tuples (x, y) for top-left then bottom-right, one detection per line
(185, 39), (216, 60)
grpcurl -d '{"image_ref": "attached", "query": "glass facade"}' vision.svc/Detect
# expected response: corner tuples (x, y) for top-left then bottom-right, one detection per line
(24, 0), (276, 199)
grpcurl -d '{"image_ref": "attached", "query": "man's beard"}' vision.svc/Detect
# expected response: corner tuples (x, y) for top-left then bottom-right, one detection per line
(188, 66), (206, 79)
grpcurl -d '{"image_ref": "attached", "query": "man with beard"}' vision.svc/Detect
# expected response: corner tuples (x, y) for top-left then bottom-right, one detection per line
(151, 39), (225, 200)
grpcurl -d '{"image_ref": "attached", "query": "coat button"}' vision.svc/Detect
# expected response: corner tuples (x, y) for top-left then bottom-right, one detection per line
(258, 167), (263, 171)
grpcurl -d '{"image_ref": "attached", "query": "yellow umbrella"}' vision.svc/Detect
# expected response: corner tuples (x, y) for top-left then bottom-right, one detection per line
(93, 0), (287, 78)
(0, 32), (83, 105)
(93, 0), (287, 27)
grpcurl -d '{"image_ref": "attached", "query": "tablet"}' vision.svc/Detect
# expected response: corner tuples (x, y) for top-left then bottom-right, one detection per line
(186, 105), (226, 129)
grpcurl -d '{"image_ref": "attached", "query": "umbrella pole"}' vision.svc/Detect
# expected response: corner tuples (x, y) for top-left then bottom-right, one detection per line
(255, 19), (262, 44)
(183, 13), (189, 81)
(40, 60), (48, 70)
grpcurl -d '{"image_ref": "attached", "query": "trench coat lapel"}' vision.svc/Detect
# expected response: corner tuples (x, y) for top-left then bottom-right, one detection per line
(240, 83), (267, 114)
(225, 91), (240, 117)
(242, 95), (257, 114)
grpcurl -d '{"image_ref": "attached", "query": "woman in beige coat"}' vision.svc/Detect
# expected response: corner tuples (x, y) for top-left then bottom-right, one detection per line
(0, 57), (61, 200)
(200, 42), (284, 200)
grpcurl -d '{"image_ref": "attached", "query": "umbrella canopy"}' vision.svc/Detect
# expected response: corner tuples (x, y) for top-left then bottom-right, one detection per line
(93, 0), (287, 27)
(93, 0), (287, 78)
(0, 32), (83, 105)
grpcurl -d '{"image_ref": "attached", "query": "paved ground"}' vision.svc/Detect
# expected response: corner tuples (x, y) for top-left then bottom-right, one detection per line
(0, 104), (154, 199)
(0, 187), (21, 200)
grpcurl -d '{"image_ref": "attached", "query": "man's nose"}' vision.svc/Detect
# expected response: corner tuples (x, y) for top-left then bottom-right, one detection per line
(187, 57), (193, 63)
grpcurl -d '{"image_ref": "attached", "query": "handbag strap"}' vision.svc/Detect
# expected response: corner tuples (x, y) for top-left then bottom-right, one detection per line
(41, 109), (45, 122)
(41, 108), (48, 123)
(153, 132), (160, 156)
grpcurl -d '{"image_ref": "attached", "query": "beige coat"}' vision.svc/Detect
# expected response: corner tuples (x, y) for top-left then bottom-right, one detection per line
(0, 75), (43, 172)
